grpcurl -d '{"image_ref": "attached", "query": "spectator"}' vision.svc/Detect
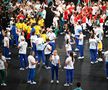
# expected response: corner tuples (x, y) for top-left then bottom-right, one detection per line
(73, 82), (83, 90)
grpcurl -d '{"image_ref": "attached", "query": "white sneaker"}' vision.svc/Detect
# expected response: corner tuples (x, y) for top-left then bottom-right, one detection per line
(51, 80), (54, 84)
(78, 57), (82, 59)
(95, 61), (98, 63)
(75, 48), (79, 51)
(98, 58), (103, 62)
(25, 66), (29, 69)
(20, 68), (25, 70)
(6, 57), (11, 60)
(91, 61), (94, 64)
(69, 83), (73, 85)
(30, 81), (36, 85)
(9, 52), (11, 55)
(1, 83), (7, 86)
(47, 66), (51, 69)
(56, 80), (59, 84)
(106, 77), (108, 79)
(27, 80), (31, 84)
(81, 56), (84, 59)
(64, 83), (69, 87)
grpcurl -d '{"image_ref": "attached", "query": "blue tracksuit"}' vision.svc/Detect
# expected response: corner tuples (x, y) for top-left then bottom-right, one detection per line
(66, 69), (74, 84)
(19, 54), (28, 68)
(105, 62), (108, 77)
(51, 64), (59, 80)
(37, 50), (45, 64)
(4, 47), (10, 58)
(28, 68), (36, 82)
(79, 45), (84, 57)
(90, 49), (97, 62)
(11, 25), (18, 46)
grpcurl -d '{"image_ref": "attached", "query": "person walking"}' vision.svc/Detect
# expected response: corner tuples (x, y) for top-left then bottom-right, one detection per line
(77, 30), (84, 59)
(89, 35), (98, 64)
(73, 82), (83, 90)
(44, 38), (52, 69)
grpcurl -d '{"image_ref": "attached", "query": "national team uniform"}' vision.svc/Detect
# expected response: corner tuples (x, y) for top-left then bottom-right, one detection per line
(18, 39), (28, 70)
(27, 55), (37, 84)
(3, 36), (11, 60)
(36, 37), (45, 65)
(78, 32), (84, 59)
(104, 51), (108, 79)
(47, 32), (56, 53)
(64, 56), (75, 86)
(89, 38), (98, 64)
(30, 35), (38, 58)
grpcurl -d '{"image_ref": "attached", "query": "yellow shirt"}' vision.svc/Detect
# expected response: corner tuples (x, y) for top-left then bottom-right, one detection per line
(16, 22), (23, 29)
(38, 19), (44, 27)
(22, 23), (27, 32)
(30, 19), (36, 24)
(41, 34), (48, 42)
(34, 25), (41, 35)
(26, 26), (31, 34)
(98, 41), (102, 51)
(16, 23), (22, 29)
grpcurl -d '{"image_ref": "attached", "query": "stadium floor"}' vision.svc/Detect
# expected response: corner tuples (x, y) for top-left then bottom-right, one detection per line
(0, 34), (108, 90)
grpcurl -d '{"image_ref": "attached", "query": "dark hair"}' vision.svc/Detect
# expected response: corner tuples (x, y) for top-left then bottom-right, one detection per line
(66, 39), (69, 44)
(46, 38), (50, 42)
(91, 34), (94, 39)
(76, 82), (81, 87)
(70, 52), (74, 62)
(0, 48), (2, 59)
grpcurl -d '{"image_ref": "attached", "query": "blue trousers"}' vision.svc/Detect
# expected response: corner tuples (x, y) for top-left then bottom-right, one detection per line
(90, 49), (97, 62)
(75, 35), (79, 49)
(51, 64), (59, 80)
(19, 54), (28, 68)
(32, 43), (37, 58)
(67, 50), (72, 57)
(49, 42), (56, 54)
(11, 35), (18, 46)
(28, 68), (36, 82)
(79, 45), (84, 57)
(37, 50), (45, 64)
(105, 62), (108, 77)
(66, 69), (74, 84)
(45, 54), (51, 67)
(4, 47), (10, 58)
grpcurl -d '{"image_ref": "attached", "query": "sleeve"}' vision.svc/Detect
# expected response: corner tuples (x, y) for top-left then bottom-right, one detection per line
(2, 56), (6, 62)
(53, 33), (56, 38)
(58, 56), (60, 60)
(18, 42), (22, 47)
(104, 51), (108, 56)
(65, 57), (70, 63)
(26, 42), (28, 47)
(31, 57), (36, 63)
(47, 44), (51, 50)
